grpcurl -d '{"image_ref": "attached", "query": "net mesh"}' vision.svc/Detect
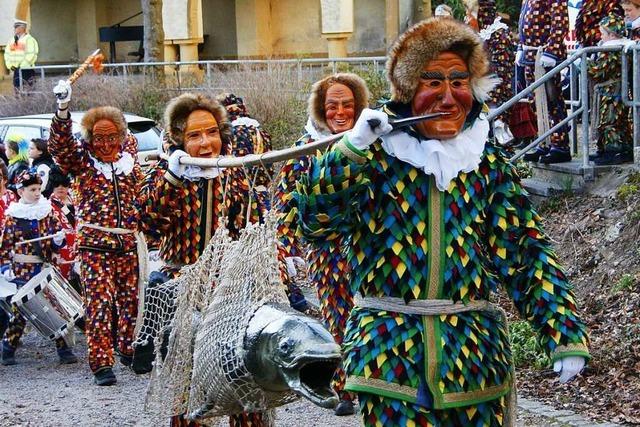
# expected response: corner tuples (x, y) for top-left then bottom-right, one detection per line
(142, 211), (295, 424)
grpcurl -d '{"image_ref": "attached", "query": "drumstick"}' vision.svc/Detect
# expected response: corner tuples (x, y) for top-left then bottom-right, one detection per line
(15, 233), (64, 246)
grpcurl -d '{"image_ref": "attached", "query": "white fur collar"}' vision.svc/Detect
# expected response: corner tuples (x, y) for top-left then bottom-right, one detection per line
(380, 114), (490, 192)
(89, 152), (135, 179)
(183, 165), (223, 181)
(232, 117), (261, 128)
(6, 197), (52, 220)
(304, 117), (332, 141)
(479, 17), (509, 41)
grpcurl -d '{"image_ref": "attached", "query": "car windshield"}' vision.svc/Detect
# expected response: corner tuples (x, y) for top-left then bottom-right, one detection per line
(133, 127), (160, 152)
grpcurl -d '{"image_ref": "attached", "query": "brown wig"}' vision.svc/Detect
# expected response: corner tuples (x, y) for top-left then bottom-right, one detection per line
(80, 106), (127, 142)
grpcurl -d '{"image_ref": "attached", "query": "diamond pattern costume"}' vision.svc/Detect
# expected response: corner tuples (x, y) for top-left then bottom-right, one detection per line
(292, 98), (590, 425)
(575, 0), (623, 46)
(48, 113), (144, 373)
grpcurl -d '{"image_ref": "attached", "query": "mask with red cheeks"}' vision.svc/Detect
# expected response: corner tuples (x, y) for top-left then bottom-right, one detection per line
(184, 110), (223, 158)
(91, 119), (123, 162)
(324, 83), (356, 134)
(411, 51), (474, 140)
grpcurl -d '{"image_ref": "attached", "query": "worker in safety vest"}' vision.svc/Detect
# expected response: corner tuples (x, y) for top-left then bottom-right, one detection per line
(4, 19), (39, 92)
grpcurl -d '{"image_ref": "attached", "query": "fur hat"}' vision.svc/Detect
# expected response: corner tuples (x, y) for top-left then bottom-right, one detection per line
(164, 93), (232, 153)
(15, 169), (41, 189)
(308, 73), (370, 133)
(80, 106), (127, 142)
(386, 17), (496, 104)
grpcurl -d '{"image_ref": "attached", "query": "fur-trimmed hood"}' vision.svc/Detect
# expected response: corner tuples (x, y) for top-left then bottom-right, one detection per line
(80, 106), (127, 142)
(386, 17), (497, 104)
(164, 92), (233, 153)
(308, 73), (370, 134)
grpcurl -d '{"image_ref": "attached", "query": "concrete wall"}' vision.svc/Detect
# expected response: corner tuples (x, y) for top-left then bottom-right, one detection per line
(0, 0), (19, 47)
(271, 0), (323, 56)
(201, 0), (238, 59)
(31, 0), (77, 63)
(349, 0), (386, 55)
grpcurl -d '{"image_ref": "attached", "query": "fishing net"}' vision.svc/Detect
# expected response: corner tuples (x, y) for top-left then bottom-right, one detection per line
(143, 211), (295, 425)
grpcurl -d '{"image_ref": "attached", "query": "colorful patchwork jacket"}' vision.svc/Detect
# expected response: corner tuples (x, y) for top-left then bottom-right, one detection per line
(48, 115), (144, 253)
(575, 0), (624, 47)
(0, 198), (64, 283)
(293, 102), (590, 410)
(518, 0), (569, 65)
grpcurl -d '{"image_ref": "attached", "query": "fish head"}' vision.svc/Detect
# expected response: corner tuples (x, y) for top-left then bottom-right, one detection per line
(244, 304), (341, 409)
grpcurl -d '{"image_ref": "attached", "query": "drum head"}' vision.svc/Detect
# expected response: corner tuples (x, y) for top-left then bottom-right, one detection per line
(12, 267), (55, 307)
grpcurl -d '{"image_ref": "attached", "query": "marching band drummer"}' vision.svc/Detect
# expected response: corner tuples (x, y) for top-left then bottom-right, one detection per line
(0, 170), (78, 366)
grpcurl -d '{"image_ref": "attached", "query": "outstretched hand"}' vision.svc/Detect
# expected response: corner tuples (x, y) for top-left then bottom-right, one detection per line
(553, 356), (586, 383)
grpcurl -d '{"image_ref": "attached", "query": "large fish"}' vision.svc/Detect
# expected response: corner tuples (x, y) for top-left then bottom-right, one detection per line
(187, 301), (342, 421)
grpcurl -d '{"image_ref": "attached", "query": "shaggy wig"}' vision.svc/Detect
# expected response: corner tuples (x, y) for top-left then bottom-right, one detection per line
(164, 93), (232, 153)
(386, 17), (497, 104)
(80, 106), (127, 142)
(308, 73), (370, 133)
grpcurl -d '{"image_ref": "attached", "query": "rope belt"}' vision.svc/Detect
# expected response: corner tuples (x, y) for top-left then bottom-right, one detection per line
(13, 254), (45, 264)
(354, 295), (495, 316)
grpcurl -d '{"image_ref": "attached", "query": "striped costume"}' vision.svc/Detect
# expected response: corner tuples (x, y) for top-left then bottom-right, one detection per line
(293, 101), (590, 426)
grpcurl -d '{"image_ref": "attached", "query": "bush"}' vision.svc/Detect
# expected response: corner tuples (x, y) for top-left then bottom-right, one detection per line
(509, 320), (550, 369)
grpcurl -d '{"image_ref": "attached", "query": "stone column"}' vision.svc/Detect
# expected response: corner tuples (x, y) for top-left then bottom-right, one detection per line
(385, 0), (399, 47)
(235, 0), (273, 58)
(320, 0), (353, 58)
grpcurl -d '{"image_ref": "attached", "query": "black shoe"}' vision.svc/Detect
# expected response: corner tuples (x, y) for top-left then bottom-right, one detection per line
(594, 151), (633, 165)
(334, 399), (356, 416)
(1, 343), (16, 366)
(119, 354), (132, 367)
(94, 367), (117, 386)
(588, 151), (603, 161)
(132, 341), (155, 374)
(522, 147), (549, 162)
(57, 347), (78, 365)
(540, 149), (572, 164)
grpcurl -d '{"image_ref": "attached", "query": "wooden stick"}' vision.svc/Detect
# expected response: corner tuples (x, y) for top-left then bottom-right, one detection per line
(15, 234), (61, 247)
(68, 49), (101, 84)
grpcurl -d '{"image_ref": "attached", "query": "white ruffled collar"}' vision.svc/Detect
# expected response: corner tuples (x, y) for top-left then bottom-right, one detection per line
(183, 165), (223, 181)
(304, 117), (332, 141)
(232, 117), (261, 128)
(6, 197), (52, 220)
(479, 17), (509, 41)
(380, 114), (490, 192)
(89, 152), (135, 179)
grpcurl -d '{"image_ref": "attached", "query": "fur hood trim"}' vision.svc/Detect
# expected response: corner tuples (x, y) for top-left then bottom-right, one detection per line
(164, 93), (232, 153)
(308, 73), (370, 133)
(80, 106), (127, 142)
(386, 17), (493, 104)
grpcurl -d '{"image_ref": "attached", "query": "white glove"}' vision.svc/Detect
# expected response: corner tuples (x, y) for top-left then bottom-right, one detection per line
(2, 268), (15, 281)
(540, 54), (557, 69)
(168, 149), (189, 178)
(553, 356), (586, 383)
(53, 79), (72, 107)
(284, 256), (306, 277)
(52, 231), (66, 246)
(515, 49), (524, 67)
(347, 108), (393, 151)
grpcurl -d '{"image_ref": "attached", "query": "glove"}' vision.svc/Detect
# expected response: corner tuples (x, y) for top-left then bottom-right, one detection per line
(52, 231), (66, 246)
(540, 54), (557, 69)
(284, 256), (306, 277)
(1, 265), (15, 281)
(53, 79), (72, 107)
(347, 108), (393, 151)
(168, 149), (189, 178)
(553, 356), (586, 383)
(515, 49), (524, 67)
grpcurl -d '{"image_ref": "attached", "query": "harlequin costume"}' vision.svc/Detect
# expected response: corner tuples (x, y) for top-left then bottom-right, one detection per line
(518, 0), (572, 163)
(293, 18), (590, 426)
(276, 73), (370, 413)
(138, 93), (269, 427)
(0, 171), (76, 365)
(575, 0), (623, 46)
(48, 106), (145, 381)
(588, 15), (634, 165)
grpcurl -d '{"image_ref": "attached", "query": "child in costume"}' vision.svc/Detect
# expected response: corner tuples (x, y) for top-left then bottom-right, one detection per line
(622, 0), (640, 40)
(49, 80), (145, 386)
(4, 135), (30, 194)
(276, 73), (369, 416)
(576, 0), (624, 47)
(0, 170), (77, 366)
(293, 18), (590, 426)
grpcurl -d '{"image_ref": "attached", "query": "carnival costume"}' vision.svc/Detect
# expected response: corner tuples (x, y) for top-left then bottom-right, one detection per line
(0, 171), (76, 365)
(518, 0), (571, 163)
(575, 0), (624, 47)
(138, 93), (269, 427)
(48, 104), (144, 382)
(276, 73), (370, 413)
(588, 15), (634, 164)
(293, 18), (590, 426)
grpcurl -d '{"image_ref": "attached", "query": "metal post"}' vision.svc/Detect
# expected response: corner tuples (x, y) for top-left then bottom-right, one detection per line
(569, 59), (578, 154)
(580, 51), (593, 180)
(18, 69), (23, 91)
(40, 68), (45, 81)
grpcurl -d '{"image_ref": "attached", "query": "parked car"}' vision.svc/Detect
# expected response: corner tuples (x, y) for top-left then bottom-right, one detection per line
(0, 112), (160, 165)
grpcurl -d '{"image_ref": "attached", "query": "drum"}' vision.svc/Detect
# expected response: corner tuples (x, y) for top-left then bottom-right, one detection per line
(11, 267), (84, 344)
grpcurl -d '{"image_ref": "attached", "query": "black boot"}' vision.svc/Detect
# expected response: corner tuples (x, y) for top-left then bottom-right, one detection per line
(334, 399), (356, 416)
(522, 146), (549, 162)
(540, 148), (572, 164)
(57, 346), (78, 364)
(594, 151), (633, 166)
(132, 341), (155, 374)
(94, 366), (117, 386)
(1, 342), (16, 366)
